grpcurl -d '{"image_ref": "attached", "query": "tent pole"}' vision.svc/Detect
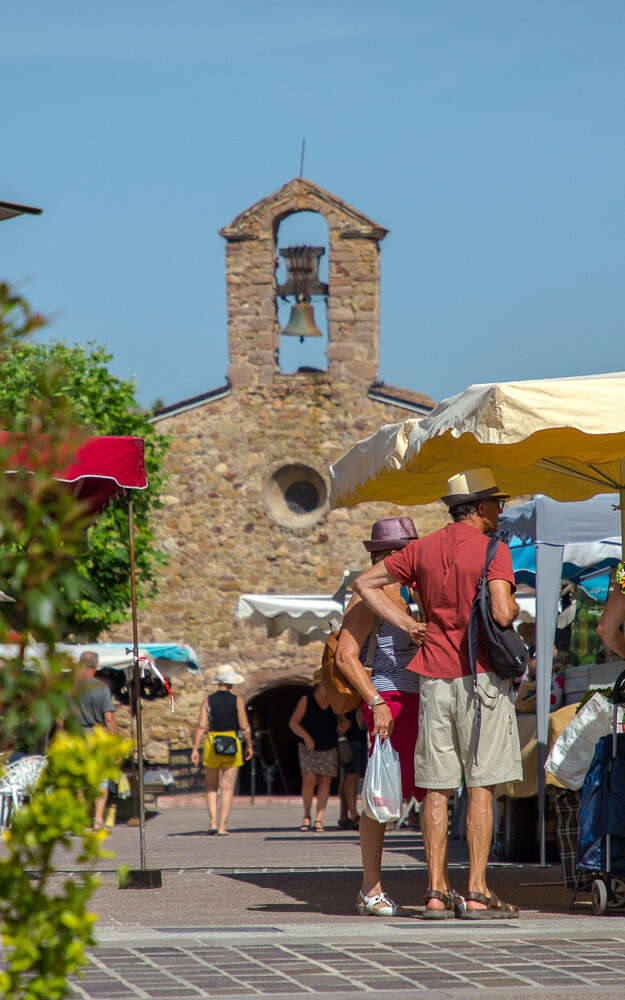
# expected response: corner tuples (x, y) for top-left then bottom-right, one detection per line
(128, 498), (146, 870)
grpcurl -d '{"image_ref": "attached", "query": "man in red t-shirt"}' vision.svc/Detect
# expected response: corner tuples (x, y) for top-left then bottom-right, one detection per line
(354, 468), (522, 919)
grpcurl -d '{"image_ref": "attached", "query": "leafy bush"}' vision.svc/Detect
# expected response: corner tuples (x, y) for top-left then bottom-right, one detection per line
(0, 729), (131, 1000)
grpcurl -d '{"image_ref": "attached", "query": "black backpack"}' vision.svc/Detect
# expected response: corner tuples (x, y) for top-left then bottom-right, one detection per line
(467, 535), (529, 763)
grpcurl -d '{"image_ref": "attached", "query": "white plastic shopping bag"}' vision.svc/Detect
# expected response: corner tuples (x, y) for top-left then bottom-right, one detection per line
(545, 692), (620, 790)
(362, 735), (402, 823)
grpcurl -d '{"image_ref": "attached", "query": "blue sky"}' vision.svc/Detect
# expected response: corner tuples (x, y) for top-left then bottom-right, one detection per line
(2, 1), (624, 410)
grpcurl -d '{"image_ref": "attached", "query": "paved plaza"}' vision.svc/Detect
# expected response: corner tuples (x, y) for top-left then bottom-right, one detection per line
(13, 799), (625, 998)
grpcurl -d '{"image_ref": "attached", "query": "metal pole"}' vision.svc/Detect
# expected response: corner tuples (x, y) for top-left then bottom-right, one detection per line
(128, 498), (146, 870)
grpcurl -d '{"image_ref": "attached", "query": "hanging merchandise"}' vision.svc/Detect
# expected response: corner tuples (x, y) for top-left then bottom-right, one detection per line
(545, 692), (624, 789)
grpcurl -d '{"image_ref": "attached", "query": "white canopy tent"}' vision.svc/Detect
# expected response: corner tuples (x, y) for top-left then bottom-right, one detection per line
(236, 594), (344, 645)
(236, 572), (358, 645)
(498, 493), (622, 863)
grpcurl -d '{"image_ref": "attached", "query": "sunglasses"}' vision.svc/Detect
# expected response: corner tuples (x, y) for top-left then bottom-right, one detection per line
(481, 499), (506, 513)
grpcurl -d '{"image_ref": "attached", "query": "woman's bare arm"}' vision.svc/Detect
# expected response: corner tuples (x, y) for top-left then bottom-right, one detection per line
(236, 695), (253, 761)
(191, 697), (209, 766)
(598, 588), (625, 659)
(289, 695), (314, 750)
(335, 592), (396, 739)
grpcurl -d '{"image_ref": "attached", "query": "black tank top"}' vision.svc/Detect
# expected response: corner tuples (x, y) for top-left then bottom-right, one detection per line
(301, 692), (338, 752)
(208, 690), (238, 731)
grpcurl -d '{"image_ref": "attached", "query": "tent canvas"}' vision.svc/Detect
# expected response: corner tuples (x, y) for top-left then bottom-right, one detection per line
(236, 572), (358, 645)
(0, 642), (199, 674)
(236, 594), (344, 645)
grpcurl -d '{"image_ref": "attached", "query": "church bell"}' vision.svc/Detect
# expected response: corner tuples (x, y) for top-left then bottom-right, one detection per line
(277, 245), (328, 343)
(280, 300), (323, 340)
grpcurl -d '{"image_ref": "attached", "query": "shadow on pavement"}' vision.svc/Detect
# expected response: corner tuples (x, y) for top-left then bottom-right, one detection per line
(166, 826), (302, 837)
(222, 865), (581, 917)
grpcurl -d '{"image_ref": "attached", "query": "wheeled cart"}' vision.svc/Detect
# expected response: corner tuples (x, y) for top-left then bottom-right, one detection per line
(576, 668), (625, 914)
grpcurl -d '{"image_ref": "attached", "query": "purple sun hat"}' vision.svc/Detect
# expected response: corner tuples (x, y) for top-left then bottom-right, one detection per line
(363, 516), (419, 552)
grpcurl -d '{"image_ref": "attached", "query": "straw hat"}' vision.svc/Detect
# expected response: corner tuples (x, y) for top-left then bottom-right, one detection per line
(215, 663), (244, 685)
(441, 468), (510, 508)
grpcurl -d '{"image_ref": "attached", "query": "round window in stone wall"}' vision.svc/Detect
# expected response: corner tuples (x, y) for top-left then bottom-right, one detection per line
(264, 464), (329, 529)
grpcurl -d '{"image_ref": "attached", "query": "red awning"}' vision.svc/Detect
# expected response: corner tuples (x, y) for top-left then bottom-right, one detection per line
(2, 434), (147, 510)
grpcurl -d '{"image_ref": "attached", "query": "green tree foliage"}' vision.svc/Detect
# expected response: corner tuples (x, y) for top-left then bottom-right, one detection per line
(0, 307), (168, 639)
(0, 282), (132, 998)
(0, 730), (131, 1000)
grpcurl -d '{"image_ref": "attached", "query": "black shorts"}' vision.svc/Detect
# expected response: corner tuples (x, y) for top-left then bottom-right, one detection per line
(341, 739), (367, 777)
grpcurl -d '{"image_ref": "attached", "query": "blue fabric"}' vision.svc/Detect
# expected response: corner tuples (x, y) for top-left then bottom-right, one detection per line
(96, 642), (200, 671)
(577, 734), (625, 876)
(509, 536), (616, 602)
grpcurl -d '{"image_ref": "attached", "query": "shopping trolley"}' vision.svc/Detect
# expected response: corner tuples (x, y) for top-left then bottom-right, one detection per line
(576, 668), (625, 915)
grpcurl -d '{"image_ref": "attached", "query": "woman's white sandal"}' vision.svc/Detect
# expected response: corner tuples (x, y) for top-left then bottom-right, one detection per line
(356, 889), (397, 916)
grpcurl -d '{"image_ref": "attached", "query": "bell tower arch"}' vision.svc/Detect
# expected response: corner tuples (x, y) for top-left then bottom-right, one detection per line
(219, 177), (388, 392)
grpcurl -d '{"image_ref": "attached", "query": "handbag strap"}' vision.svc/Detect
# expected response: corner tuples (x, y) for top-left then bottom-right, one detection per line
(468, 536), (501, 764)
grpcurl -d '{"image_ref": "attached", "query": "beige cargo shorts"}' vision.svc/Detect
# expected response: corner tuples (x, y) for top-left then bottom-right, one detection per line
(414, 672), (522, 789)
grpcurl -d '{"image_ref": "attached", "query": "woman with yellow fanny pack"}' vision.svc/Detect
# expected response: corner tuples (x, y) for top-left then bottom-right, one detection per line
(191, 664), (253, 835)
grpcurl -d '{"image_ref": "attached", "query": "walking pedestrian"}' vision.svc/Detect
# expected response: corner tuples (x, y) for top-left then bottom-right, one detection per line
(289, 674), (338, 832)
(191, 664), (253, 835)
(354, 469), (522, 918)
(76, 650), (117, 831)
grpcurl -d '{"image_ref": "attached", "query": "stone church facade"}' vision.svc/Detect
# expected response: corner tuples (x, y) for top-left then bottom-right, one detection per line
(109, 178), (447, 768)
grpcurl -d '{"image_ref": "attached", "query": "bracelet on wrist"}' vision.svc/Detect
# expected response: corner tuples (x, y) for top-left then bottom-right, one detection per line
(368, 695), (385, 710)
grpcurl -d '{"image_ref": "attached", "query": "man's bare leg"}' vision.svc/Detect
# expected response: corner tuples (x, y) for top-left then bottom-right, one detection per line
(466, 785), (494, 910)
(421, 789), (452, 911)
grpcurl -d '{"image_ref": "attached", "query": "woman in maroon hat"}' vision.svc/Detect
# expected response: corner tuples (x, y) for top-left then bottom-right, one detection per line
(336, 516), (428, 916)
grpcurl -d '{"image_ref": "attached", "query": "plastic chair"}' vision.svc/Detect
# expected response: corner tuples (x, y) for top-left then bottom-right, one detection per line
(0, 755), (46, 830)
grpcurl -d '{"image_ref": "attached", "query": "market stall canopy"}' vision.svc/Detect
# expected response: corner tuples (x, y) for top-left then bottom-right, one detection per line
(329, 373), (625, 509)
(1, 433), (148, 511)
(66, 642), (200, 675)
(236, 572), (359, 645)
(237, 594), (344, 645)
(0, 642), (199, 674)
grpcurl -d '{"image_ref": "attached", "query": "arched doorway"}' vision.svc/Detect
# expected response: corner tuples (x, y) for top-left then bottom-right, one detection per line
(238, 683), (312, 795)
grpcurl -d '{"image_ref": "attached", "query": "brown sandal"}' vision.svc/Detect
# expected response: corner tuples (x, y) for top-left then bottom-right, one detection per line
(423, 889), (457, 920)
(457, 891), (519, 919)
